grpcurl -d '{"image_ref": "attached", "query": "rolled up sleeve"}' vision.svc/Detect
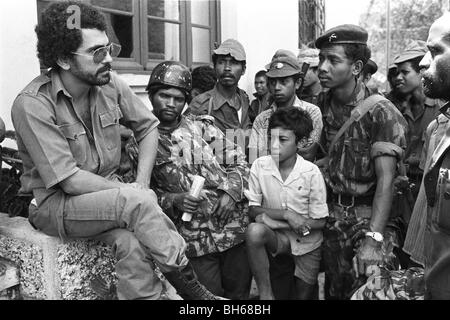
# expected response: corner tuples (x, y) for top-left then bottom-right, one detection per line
(308, 166), (329, 219)
(11, 94), (79, 189)
(370, 101), (407, 161)
(244, 161), (263, 207)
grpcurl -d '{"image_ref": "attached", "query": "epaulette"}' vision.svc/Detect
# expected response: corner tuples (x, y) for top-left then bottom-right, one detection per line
(193, 90), (213, 105)
(19, 73), (51, 96)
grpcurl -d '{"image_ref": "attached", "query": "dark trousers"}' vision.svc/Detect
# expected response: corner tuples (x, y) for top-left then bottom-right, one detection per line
(189, 242), (252, 300)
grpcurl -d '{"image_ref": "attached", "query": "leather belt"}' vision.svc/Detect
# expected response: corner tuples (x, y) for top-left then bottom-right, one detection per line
(331, 193), (373, 208)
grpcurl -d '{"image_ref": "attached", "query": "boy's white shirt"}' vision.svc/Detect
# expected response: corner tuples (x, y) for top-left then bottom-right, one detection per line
(244, 154), (329, 256)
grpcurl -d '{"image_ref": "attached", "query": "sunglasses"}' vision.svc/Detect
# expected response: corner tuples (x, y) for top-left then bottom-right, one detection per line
(72, 43), (122, 64)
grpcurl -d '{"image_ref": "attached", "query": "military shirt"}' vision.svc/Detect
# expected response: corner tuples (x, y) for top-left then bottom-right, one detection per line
(11, 69), (158, 207)
(248, 96), (323, 160)
(186, 84), (252, 135)
(319, 81), (408, 196)
(388, 96), (441, 176)
(150, 115), (250, 258)
(422, 103), (450, 299)
(249, 92), (272, 123)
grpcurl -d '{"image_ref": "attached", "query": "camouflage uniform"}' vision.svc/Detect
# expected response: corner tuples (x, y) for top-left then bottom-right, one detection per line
(319, 81), (409, 299)
(351, 267), (424, 300)
(149, 114), (250, 258)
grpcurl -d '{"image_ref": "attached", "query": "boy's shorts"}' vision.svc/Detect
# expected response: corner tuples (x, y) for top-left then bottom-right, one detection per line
(270, 231), (321, 285)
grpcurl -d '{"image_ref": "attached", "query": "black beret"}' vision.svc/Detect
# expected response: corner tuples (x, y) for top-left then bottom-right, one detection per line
(364, 59), (378, 75)
(315, 24), (368, 49)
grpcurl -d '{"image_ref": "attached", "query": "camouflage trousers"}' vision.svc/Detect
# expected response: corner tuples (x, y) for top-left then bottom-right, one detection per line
(350, 267), (424, 300)
(322, 204), (403, 300)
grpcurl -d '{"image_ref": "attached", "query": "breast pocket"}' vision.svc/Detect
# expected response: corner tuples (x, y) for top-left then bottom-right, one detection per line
(99, 106), (122, 151)
(344, 138), (372, 180)
(58, 122), (87, 165)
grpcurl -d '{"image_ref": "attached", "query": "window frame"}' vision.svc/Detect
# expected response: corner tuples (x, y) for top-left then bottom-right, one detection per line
(36, 0), (221, 74)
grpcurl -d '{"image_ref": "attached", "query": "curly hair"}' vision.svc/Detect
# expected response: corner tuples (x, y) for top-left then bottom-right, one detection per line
(191, 65), (217, 94)
(268, 107), (313, 143)
(35, 1), (107, 69)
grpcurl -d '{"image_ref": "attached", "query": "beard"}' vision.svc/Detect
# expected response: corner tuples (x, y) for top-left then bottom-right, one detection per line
(71, 60), (112, 86)
(422, 64), (450, 100)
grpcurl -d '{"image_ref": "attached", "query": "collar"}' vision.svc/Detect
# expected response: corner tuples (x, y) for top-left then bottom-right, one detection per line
(50, 69), (73, 101)
(211, 84), (241, 111)
(253, 91), (270, 99)
(439, 101), (450, 120)
(262, 154), (312, 184)
(326, 79), (368, 109)
(270, 96), (303, 112)
(157, 116), (185, 135)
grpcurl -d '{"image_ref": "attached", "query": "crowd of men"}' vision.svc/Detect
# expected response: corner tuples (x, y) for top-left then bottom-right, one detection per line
(2, 1), (450, 300)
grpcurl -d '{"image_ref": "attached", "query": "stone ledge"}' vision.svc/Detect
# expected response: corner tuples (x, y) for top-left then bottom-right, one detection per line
(0, 213), (180, 300)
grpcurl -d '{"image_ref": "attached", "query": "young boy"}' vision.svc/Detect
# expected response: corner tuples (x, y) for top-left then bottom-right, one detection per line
(245, 107), (328, 300)
(248, 52), (322, 163)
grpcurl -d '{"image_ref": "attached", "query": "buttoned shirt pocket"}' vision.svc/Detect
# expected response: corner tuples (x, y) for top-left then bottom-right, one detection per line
(100, 106), (122, 151)
(58, 122), (87, 166)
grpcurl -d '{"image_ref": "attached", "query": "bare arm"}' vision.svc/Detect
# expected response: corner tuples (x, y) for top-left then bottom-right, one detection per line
(135, 129), (159, 188)
(370, 155), (397, 234)
(249, 206), (326, 231)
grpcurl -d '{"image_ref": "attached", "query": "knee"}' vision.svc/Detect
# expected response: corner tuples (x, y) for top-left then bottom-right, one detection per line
(117, 188), (160, 213)
(109, 229), (144, 259)
(245, 223), (269, 246)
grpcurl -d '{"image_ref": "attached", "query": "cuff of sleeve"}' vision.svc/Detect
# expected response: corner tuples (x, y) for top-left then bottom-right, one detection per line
(159, 192), (179, 220)
(244, 189), (262, 207)
(135, 121), (159, 144)
(45, 167), (80, 190)
(308, 204), (329, 219)
(371, 141), (404, 160)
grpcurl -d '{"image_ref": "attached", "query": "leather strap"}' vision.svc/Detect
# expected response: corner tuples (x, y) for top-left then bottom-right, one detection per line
(328, 94), (386, 156)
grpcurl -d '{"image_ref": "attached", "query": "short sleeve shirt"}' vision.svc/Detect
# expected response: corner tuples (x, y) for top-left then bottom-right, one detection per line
(319, 81), (408, 196)
(245, 155), (328, 256)
(11, 69), (159, 204)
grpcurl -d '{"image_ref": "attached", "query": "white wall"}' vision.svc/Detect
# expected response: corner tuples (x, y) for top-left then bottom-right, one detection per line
(0, 0), (300, 129)
(0, 0), (40, 132)
(220, 0), (299, 97)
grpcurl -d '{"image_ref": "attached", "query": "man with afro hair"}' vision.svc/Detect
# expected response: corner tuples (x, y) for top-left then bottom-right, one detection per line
(11, 1), (222, 301)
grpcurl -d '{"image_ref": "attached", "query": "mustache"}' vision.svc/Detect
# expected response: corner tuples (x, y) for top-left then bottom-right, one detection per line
(220, 73), (235, 79)
(97, 64), (112, 74)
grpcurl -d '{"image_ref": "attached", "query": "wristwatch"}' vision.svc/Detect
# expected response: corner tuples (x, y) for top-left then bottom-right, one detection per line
(365, 231), (384, 242)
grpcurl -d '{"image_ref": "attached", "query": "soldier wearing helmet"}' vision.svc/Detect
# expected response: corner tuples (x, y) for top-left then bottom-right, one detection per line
(131, 61), (252, 299)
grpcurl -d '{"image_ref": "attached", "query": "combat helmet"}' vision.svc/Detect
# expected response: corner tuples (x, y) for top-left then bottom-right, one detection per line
(146, 61), (192, 96)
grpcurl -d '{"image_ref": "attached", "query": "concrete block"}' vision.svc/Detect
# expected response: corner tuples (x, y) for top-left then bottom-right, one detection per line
(0, 213), (179, 300)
